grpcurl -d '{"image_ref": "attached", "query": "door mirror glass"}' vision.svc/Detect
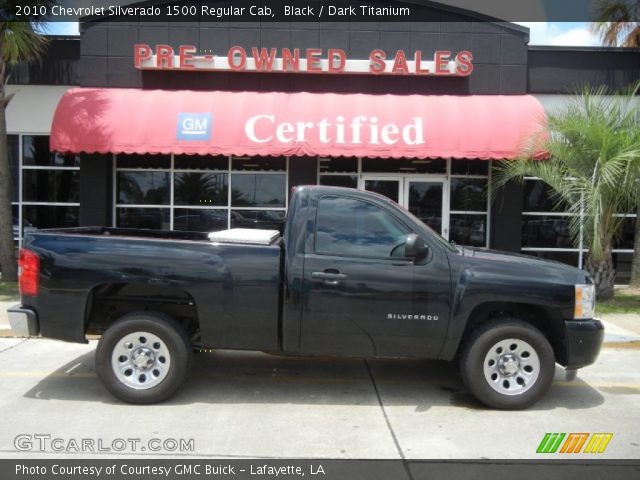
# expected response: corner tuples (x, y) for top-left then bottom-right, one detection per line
(405, 233), (428, 261)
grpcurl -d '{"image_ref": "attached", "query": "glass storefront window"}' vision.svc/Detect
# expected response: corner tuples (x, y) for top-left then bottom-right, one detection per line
(23, 205), (79, 231)
(231, 174), (286, 207)
(613, 252), (632, 284)
(174, 172), (228, 206)
(522, 215), (574, 249)
(523, 179), (569, 213)
(175, 155), (228, 170)
(117, 154), (171, 169)
(451, 160), (489, 175)
(232, 156), (286, 171)
(362, 158), (447, 174)
(613, 217), (636, 250)
(450, 178), (487, 212)
(230, 210), (286, 232)
(522, 250), (580, 267)
(13, 135), (81, 240)
(22, 170), (80, 203)
(450, 214), (487, 247)
(173, 209), (228, 232)
(9, 135), (19, 203)
(319, 157), (358, 173)
(117, 171), (170, 205)
(319, 175), (358, 189)
(23, 135), (79, 167)
(114, 154), (288, 233)
(117, 208), (170, 230)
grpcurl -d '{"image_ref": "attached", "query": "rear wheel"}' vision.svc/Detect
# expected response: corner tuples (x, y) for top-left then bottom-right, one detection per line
(460, 320), (555, 409)
(96, 312), (192, 404)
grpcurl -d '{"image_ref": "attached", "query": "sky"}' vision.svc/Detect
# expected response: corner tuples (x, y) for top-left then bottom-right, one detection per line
(44, 21), (603, 47)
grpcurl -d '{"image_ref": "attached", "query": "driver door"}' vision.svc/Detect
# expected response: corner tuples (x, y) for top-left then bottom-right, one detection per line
(300, 193), (446, 357)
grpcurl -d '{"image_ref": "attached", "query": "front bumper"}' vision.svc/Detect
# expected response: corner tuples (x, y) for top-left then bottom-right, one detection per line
(7, 305), (39, 337)
(564, 319), (604, 369)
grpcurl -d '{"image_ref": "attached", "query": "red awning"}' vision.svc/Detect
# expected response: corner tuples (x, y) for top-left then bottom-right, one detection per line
(50, 88), (546, 160)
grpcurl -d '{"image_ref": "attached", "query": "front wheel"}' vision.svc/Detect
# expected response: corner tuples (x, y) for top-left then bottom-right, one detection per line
(459, 320), (555, 410)
(96, 312), (193, 404)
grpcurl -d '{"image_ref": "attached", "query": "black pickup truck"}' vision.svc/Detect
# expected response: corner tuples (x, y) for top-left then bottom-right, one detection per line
(8, 186), (603, 409)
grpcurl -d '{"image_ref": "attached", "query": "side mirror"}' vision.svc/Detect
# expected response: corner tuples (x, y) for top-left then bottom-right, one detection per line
(405, 233), (428, 261)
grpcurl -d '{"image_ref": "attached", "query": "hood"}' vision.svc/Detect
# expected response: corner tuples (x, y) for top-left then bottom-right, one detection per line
(457, 246), (591, 285)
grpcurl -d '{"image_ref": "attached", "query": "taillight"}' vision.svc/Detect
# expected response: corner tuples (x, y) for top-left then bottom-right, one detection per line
(18, 248), (39, 296)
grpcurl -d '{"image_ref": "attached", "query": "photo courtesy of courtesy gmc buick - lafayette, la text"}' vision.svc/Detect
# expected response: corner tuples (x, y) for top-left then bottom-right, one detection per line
(8, 186), (604, 409)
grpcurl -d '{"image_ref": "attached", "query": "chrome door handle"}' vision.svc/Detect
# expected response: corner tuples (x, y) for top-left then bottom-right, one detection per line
(311, 271), (347, 285)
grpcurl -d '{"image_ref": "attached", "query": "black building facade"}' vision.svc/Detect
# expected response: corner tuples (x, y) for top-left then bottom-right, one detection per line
(7, 1), (640, 282)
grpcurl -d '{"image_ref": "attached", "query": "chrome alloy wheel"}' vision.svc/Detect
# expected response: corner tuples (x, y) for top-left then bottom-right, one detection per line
(111, 331), (172, 390)
(482, 338), (541, 396)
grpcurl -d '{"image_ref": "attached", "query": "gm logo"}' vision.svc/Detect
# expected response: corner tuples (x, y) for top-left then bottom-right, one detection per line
(536, 432), (613, 454)
(177, 113), (212, 141)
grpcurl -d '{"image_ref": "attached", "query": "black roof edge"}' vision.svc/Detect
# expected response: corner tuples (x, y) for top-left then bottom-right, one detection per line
(528, 45), (640, 53)
(43, 35), (80, 41)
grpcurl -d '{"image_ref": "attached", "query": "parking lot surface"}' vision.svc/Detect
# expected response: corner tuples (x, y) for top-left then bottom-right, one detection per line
(0, 337), (638, 459)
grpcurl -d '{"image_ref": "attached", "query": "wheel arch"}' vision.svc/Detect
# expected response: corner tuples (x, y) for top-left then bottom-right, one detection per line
(456, 301), (567, 365)
(84, 283), (200, 340)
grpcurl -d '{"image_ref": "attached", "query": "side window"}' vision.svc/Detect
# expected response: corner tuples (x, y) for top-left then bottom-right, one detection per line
(315, 196), (409, 258)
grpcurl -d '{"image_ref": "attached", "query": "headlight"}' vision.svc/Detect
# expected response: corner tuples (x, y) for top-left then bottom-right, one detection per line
(574, 284), (596, 319)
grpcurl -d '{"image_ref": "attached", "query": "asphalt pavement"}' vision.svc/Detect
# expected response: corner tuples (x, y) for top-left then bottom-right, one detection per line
(0, 306), (639, 459)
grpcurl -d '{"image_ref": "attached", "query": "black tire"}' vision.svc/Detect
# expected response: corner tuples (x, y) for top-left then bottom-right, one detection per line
(459, 319), (555, 410)
(96, 312), (192, 404)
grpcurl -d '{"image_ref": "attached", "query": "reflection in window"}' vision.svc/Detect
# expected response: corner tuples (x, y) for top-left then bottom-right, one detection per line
(23, 135), (79, 167)
(174, 172), (228, 206)
(613, 252), (632, 284)
(523, 179), (568, 212)
(231, 174), (286, 207)
(362, 158), (446, 174)
(175, 155), (227, 170)
(613, 217), (636, 250)
(23, 205), (79, 231)
(232, 156), (286, 171)
(450, 178), (486, 211)
(451, 160), (489, 175)
(364, 180), (400, 203)
(407, 182), (442, 234)
(319, 157), (358, 173)
(319, 175), (358, 189)
(174, 209), (228, 232)
(524, 250), (580, 267)
(23, 170), (80, 203)
(117, 172), (170, 205)
(231, 210), (286, 232)
(117, 154), (171, 169)
(522, 215), (573, 249)
(450, 214), (487, 247)
(117, 208), (170, 230)
(315, 196), (408, 258)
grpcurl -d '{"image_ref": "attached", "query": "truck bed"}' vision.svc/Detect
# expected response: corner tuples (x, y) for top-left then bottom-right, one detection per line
(21, 227), (284, 350)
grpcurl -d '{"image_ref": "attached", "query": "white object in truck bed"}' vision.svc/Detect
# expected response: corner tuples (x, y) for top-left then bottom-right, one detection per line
(208, 228), (280, 245)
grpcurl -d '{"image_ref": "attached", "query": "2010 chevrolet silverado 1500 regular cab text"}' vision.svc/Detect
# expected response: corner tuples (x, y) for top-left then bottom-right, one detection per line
(8, 186), (604, 409)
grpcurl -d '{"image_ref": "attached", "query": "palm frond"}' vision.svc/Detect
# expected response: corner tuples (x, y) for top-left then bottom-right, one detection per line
(2, 22), (48, 63)
(492, 83), (640, 262)
(592, 1), (640, 47)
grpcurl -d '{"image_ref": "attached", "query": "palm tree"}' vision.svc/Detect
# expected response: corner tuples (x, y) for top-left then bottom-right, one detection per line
(593, 1), (640, 287)
(0, 4), (50, 282)
(492, 85), (640, 300)
(593, 1), (640, 47)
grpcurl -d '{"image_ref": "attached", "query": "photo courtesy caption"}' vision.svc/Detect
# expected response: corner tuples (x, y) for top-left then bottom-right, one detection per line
(16, 463), (326, 476)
